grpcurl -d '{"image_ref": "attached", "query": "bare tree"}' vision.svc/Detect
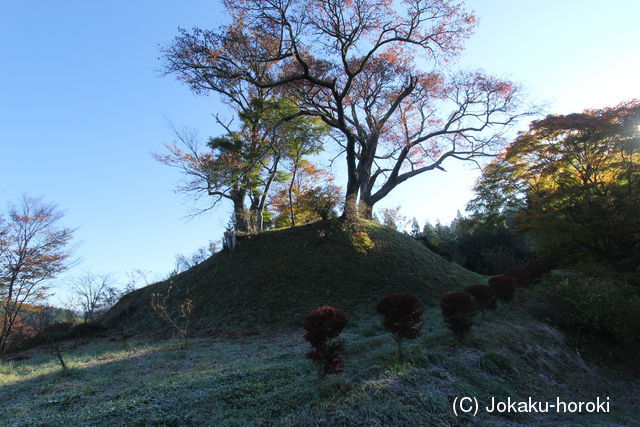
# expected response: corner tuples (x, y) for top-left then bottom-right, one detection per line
(379, 206), (409, 231)
(125, 269), (154, 290)
(150, 283), (194, 349)
(71, 272), (113, 322)
(0, 196), (74, 354)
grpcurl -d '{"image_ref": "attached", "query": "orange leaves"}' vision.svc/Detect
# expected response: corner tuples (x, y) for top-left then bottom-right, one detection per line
(0, 196), (74, 353)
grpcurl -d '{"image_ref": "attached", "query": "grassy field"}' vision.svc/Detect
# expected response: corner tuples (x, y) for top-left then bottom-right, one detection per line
(4, 221), (638, 425)
(2, 306), (638, 426)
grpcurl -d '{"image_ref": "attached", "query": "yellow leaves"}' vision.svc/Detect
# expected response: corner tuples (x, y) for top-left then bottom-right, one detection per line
(351, 231), (375, 255)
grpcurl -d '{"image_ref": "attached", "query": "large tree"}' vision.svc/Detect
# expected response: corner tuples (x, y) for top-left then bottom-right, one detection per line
(163, 0), (532, 219)
(156, 97), (327, 232)
(466, 100), (640, 273)
(0, 196), (74, 353)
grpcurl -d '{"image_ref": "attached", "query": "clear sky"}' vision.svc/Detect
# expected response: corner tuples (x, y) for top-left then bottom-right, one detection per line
(1, 1), (639, 301)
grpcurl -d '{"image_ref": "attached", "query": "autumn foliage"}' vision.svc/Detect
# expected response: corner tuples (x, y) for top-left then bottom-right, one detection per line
(467, 100), (640, 275)
(526, 259), (555, 279)
(303, 306), (347, 377)
(165, 0), (529, 219)
(269, 161), (341, 228)
(376, 293), (422, 361)
(440, 291), (477, 340)
(503, 266), (534, 288)
(0, 315), (37, 352)
(488, 276), (516, 303)
(0, 196), (73, 354)
(463, 284), (497, 311)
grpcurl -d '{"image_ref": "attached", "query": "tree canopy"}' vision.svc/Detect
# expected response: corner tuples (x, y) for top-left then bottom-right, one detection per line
(467, 100), (640, 274)
(156, 96), (329, 232)
(163, 0), (532, 219)
(0, 196), (74, 353)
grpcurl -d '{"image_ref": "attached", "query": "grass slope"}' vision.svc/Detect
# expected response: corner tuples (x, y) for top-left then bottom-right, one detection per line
(103, 219), (483, 332)
(2, 308), (638, 425)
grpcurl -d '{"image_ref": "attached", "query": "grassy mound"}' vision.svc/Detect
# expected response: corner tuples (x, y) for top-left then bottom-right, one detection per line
(103, 219), (483, 332)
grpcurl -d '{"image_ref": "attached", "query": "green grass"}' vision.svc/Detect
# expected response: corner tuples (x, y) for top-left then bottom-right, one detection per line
(103, 219), (483, 332)
(6, 221), (637, 425)
(2, 308), (638, 425)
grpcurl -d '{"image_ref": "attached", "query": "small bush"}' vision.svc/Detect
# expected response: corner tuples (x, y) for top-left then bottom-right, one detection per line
(68, 322), (106, 339)
(376, 293), (422, 361)
(150, 283), (194, 349)
(488, 275), (516, 303)
(303, 306), (347, 378)
(526, 258), (555, 279)
(463, 284), (497, 311)
(440, 292), (477, 341)
(503, 265), (534, 287)
(351, 231), (375, 255)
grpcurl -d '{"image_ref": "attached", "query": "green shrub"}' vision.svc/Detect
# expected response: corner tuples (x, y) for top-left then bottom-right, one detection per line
(534, 275), (640, 349)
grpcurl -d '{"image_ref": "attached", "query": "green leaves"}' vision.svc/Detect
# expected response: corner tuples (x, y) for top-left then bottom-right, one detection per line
(467, 101), (640, 273)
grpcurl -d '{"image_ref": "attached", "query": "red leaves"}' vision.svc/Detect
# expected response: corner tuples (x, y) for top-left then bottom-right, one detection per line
(488, 275), (516, 303)
(376, 293), (422, 340)
(440, 291), (477, 340)
(463, 284), (496, 311)
(303, 305), (347, 348)
(303, 305), (347, 377)
(0, 196), (73, 354)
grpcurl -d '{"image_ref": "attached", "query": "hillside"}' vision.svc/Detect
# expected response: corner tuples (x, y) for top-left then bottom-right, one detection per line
(3, 308), (639, 425)
(103, 219), (483, 332)
(4, 219), (639, 425)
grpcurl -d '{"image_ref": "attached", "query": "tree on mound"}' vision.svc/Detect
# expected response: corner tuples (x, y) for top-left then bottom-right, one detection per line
(156, 98), (328, 233)
(163, 0), (532, 220)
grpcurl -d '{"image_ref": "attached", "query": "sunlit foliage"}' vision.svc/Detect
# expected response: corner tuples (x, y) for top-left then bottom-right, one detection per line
(467, 100), (640, 275)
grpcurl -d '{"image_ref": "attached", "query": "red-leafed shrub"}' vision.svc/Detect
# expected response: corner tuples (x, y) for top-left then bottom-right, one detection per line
(503, 265), (534, 287)
(526, 259), (555, 279)
(488, 275), (516, 303)
(376, 293), (422, 361)
(440, 291), (477, 341)
(464, 284), (497, 311)
(303, 306), (347, 378)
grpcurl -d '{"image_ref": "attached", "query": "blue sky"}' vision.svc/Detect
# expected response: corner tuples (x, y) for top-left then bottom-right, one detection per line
(1, 1), (639, 301)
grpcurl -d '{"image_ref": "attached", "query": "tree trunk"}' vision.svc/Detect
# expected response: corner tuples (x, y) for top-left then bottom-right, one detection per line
(341, 133), (360, 220)
(230, 188), (249, 233)
(0, 274), (18, 354)
(250, 156), (280, 232)
(359, 199), (374, 220)
(397, 338), (403, 362)
(342, 190), (359, 220)
(288, 162), (298, 227)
